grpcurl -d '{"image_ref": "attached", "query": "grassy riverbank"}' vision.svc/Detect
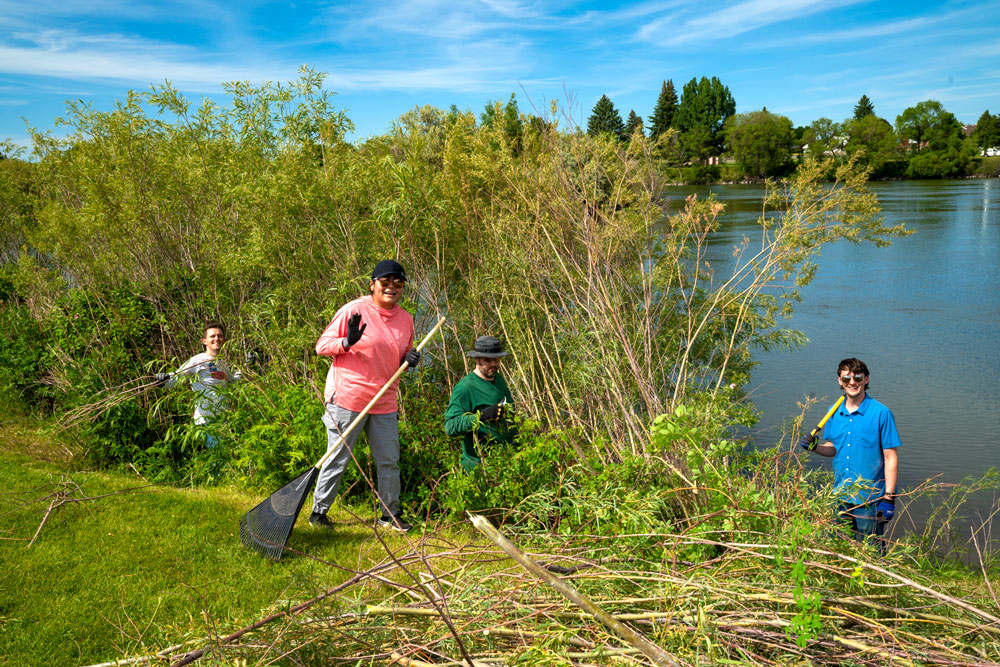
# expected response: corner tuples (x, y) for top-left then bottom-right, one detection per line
(0, 414), (414, 666)
(3, 408), (998, 666)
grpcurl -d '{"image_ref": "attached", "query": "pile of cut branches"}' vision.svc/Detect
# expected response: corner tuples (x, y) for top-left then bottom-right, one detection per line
(110, 509), (998, 667)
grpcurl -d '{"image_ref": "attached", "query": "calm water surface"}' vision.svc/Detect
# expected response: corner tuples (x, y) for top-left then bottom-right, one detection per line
(666, 178), (1000, 542)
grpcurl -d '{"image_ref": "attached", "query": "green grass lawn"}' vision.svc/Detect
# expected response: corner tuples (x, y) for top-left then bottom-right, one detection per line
(0, 417), (443, 666)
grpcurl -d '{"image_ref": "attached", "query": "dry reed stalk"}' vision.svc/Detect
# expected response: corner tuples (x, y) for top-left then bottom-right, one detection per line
(470, 513), (680, 667)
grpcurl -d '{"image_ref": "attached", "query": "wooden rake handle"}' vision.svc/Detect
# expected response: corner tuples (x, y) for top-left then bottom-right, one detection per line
(314, 316), (446, 469)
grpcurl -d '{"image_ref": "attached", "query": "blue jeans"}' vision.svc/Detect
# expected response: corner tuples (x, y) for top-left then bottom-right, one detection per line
(837, 503), (886, 553)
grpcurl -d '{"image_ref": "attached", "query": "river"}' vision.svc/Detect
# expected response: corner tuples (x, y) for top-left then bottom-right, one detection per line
(666, 177), (1000, 553)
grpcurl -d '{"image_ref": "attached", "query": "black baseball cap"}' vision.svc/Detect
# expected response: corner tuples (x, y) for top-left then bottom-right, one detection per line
(371, 260), (407, 282)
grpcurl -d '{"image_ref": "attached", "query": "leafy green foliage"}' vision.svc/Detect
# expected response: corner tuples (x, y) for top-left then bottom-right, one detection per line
(0, 70), (908, 522)
(481, 94), (525, 155)
(225, 380), (326, 491)
(40, 287), (165, 465)
(845, 115), (899, 176)
(973, 110), (1000, 149)
(436, 420), (567, 524)
(785, 555), (824, 647)
(803, 117), (841, 159)
(895, 101), (976, 178)
(896, 99), (953, 147)
(0, 299), (46, 406)
(723, 109), (795, 179)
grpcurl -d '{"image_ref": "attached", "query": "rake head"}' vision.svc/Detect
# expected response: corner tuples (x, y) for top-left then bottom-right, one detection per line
(239, 467), (318, 561)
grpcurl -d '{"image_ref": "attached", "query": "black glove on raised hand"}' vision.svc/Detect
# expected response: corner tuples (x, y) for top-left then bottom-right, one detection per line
(798, 433), (817, 451)
(345, 312), (366, 348)
(403, 349), (421, 367)
(154, 372), (170, 387)
(478, 404), (502, 422)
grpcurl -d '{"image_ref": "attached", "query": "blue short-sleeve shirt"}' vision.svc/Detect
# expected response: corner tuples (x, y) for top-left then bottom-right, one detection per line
(822, 394), (901, 505)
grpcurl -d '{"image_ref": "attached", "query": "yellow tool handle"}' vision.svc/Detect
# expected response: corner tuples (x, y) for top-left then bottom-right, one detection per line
(810, 395), (845, 438)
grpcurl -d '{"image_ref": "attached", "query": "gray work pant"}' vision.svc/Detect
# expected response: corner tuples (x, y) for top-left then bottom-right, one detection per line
(312, 403), (401, 517)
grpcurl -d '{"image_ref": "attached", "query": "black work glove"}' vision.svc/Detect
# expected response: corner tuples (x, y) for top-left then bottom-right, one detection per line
(403, 349), (420, 367)
(875, 495), (896, 524)
(478, 404), (503, 422)
(345, 312), (366, 348)
(154, 372), (170, 387)
(798, 433), (817, 451)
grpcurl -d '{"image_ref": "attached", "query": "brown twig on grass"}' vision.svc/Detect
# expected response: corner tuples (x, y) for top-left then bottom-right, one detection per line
(24, 475), (160, 548)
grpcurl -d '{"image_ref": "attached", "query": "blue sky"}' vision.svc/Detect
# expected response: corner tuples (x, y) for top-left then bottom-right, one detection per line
(2, 0), (999, 149)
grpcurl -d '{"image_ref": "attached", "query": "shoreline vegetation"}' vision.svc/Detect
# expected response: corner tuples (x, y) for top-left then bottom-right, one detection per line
(1, 70), (998, 664)
(665, 160), (1000, 187)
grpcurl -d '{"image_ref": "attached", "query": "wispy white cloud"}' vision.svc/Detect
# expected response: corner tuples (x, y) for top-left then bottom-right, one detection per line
(0, 0), (184, 31)
(0, 28), (285, 89)
(636, 0), (866, 46)
(334, 0), (530, 40)
(0, 26), (548, 95)
(565, 0), (690, 27)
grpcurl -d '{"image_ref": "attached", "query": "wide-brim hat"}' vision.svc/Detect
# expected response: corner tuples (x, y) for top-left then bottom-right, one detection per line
(371, 259), (407, 282)
(466, 335), (508, 358)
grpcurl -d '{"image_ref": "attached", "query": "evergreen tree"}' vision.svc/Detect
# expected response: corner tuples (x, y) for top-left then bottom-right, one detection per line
(587, 95), (625, 140)
(854, 95), (876, 120)
(673, 76), (736, 159)
(648, 79), (677, 140)
(624, 110), (644, 140)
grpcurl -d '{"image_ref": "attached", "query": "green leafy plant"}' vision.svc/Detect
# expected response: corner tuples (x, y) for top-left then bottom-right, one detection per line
(785, 555), (823, 647)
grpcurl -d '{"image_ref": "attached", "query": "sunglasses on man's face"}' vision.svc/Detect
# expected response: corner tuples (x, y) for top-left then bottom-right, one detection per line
(839, 373), (865, 384)
(375, 277), (406, 288)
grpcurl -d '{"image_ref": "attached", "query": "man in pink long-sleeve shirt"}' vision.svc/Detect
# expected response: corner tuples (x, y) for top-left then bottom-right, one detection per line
(309, 260), (419, 532)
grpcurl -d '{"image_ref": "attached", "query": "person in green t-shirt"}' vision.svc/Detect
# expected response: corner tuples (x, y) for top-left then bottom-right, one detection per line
(444, 336), (516, 471)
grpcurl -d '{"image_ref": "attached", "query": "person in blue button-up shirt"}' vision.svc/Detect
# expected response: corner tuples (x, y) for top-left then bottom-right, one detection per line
(799, 358), (901, 549)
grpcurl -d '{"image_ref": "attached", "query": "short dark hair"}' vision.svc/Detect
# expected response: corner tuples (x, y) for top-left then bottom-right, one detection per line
(204, 322), (226, 337)
(837, 357), (870, 389)
(202, 322), (225, 351)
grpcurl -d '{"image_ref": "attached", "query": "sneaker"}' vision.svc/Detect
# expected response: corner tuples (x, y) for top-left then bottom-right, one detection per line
(378, 513), (412, 533)
(309, 512), (334, 529)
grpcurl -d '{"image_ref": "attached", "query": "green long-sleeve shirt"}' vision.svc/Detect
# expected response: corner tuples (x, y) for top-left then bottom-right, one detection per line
(444, 371), (515, 469)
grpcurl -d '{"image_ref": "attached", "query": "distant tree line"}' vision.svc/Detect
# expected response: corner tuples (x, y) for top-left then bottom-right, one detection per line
(584, 78), (1000, 182)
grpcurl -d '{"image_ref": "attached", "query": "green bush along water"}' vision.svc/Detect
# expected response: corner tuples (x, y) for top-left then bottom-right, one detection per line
(0, 70), (906, 489)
